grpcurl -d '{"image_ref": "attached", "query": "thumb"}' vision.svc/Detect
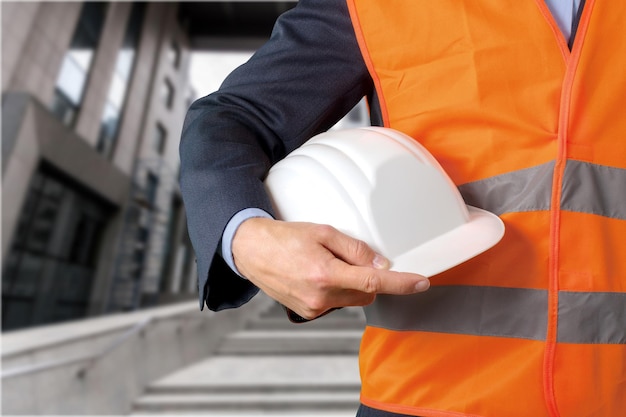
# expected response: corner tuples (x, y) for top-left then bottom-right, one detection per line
(318, 225), (389, 269)
(330, 260), (430, 295)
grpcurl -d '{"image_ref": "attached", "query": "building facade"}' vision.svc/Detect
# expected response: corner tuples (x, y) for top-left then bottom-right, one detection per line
(2, 1), (197, 331)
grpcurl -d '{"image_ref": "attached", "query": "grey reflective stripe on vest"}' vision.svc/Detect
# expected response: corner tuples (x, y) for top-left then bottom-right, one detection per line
(561, 160), (626, 220)
(558, 291), (626, 344)
(458, 161), (554, 215)
(365, 287), (548, 340)
(365, 286), (626, 344)
(458, 160), (626, 219)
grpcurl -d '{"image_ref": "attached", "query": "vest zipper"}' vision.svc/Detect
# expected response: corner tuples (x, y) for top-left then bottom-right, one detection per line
(544, 1), (595, 416)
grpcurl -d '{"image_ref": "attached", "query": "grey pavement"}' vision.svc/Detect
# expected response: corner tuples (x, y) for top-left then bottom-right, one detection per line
(130, 302), (366, 416)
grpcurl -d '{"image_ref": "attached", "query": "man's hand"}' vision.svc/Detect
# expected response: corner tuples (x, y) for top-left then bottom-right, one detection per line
(232, 217), (430, 320)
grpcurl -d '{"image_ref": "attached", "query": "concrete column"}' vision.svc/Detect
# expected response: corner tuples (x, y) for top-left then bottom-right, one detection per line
(112, 2), (168, 176)
(5, 2), (81, 106)
(74, 2), (131, 146)
(1, 102), (40, 259)
(1, 2), (40, 90)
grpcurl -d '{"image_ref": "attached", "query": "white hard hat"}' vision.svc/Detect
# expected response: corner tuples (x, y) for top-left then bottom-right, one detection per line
(264, 127), (504, 277)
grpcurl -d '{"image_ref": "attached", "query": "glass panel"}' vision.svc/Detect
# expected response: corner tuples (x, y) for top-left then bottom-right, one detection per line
(75, 2), (107, 44)
(146, 173), (159, 207)
(2, 251), (20, 293)
(42, 177), (64, 200)
(185, 87), (195, 110)
(68, 216), (100, 266)
(51, 90), (78, 126)
(137, 226), (149, 244)
(47, 190), (78, 260)
(31, 171), (44, 191)
(11, 253), (43, 297)
(133, 250), (145, 279)
(154, 124), (166, 154)
(26, 197), (59, 253)
(53, 2), (107, 119)
(109, 74), (127, 109)
(53, 304), (86, 323)
(97, 3), (145, 157)
(118, 3), (145, 77)
(56, 264), (92, 303)
(3, 166), (110, 330)
(117, 50), (135, 80)
(161, 80), (174, 109)
(13, 190), (39, 247)
(169, 41), (181, 68)
(31, 258), (62, 325)
(97, 102), (119, 156)
(3, 301), (35, 331)
(80, 198), (109, 219)
(68, 49), (93, 73)
(56, 54), (88, 105)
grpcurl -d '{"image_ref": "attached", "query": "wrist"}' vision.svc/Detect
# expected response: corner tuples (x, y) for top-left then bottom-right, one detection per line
(222, 208), (273, 277)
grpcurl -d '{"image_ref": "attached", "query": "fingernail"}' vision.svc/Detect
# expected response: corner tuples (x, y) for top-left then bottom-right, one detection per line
(372, 254), (390, 269)
(415, 279), (430, 292)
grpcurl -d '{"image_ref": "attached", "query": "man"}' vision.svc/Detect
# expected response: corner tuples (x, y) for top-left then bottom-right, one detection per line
(180, 1), (626, 416)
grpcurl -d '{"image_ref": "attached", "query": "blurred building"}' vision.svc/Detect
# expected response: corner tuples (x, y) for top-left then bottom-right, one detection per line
(1, 0), (368, 334)
(2, 1), (198, 331)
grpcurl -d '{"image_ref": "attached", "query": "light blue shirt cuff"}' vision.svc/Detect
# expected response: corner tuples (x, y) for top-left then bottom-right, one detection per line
(220, 208), (274, 278)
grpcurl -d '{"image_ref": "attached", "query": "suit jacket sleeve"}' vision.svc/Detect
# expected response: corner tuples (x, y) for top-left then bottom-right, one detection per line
(179, 0), (373, 311)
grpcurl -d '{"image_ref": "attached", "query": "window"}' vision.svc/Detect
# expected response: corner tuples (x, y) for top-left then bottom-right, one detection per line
(2, 165), (111, 330)
(154, 123), (167, 155)
(146, 172), (159, 208)
(97, 3), (146, 157)
(168, 41), (181, 69)
(97, 102), (119, 155)
(162, 79), (174, 109)
(52, 2), (108, 126)
(185, 87), (196, 110)
(132, 226), (150, 280)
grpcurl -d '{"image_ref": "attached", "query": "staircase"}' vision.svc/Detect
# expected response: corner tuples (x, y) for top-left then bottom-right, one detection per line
(131, 301), (366, 416)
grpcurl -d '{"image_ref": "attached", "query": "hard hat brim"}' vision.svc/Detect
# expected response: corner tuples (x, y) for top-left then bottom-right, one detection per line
(390, 205), (505, 277)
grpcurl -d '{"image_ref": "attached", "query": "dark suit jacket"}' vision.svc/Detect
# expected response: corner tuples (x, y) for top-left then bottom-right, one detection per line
(179, 0), (378, 311)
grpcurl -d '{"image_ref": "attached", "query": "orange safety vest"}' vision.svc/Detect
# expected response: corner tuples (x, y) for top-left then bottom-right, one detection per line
(346, 1), (626, 416)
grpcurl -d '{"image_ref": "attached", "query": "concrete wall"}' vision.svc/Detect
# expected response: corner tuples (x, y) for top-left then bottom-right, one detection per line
(2, 2), (81, 106)
(1, 95), (130, 258)
(2, 296), (272, 415)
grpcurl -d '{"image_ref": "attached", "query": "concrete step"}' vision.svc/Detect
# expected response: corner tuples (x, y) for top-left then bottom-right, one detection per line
(132, 412), (356, 417)
(147, 383), (360, 395)
(143, 356), (360, 390)
(249, 303), (365, 331)
(216, 330), (363, 355)
(248, 315), (365, 331)
(131, 356), (361, 415)
(258, 304), (365, 321)
(132, 391), (360, 413)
